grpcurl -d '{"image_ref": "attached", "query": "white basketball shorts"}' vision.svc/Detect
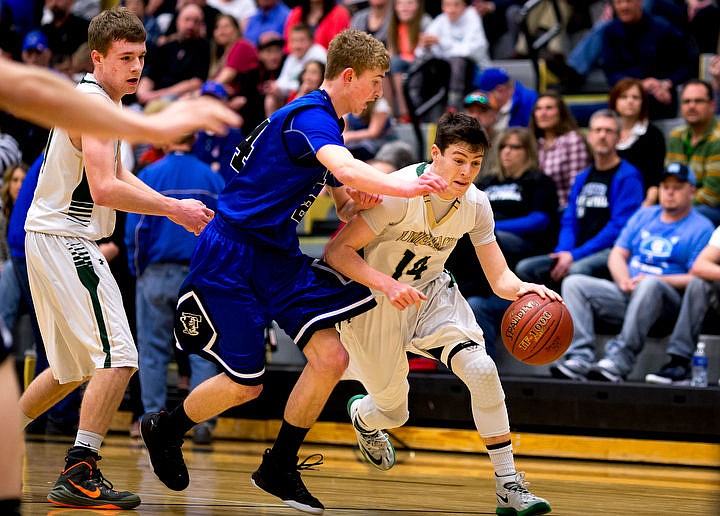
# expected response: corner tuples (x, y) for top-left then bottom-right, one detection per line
(25, 231), (137, 383)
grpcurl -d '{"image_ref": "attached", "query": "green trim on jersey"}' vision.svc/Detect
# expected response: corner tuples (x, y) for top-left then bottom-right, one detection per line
(68, 241), (112, 368)
(415, 162), (429, 177)
(67, 168), (94, 227)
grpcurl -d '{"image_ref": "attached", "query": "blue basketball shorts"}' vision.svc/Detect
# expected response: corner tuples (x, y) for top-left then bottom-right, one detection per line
(174, 220), (376, 385)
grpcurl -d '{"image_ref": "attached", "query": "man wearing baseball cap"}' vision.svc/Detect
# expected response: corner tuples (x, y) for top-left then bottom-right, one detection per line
(553, 160), (714, 383)
(21, 31), (51, 68)
(462, 90), (498, 176)
(473, 67), (538, 133)
(193, 81), (243, 182)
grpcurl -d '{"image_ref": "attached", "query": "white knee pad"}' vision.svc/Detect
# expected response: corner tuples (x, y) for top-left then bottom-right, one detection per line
(451, 346), (505, 408)
(451, 346), (510, 437)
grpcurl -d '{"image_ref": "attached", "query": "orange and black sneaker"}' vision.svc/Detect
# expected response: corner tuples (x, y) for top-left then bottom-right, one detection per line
(47, 452), (140, 509)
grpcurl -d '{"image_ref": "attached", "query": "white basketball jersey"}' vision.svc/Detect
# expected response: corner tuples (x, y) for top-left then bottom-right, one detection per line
(360, 163), (495, 290)
(25, 73), (119, 240)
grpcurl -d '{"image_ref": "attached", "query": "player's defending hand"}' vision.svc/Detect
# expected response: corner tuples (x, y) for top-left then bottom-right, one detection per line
(383, 279), (428, 311)
(169, 198), (215, 235)
(141, 97), (241, 143)
(401, 171), (447, 197)
(346, 187), (382, 210)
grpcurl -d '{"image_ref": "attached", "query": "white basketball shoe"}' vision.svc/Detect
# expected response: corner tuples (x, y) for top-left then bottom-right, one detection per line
(347, 395), (396, 471)
(495, 471), (551, 515)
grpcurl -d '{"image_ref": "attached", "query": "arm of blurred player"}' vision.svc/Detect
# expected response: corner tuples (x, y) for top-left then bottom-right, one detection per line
(317, 144), (447, 198)
(324, 215), (427, 311)
(0, 58), (240, 143)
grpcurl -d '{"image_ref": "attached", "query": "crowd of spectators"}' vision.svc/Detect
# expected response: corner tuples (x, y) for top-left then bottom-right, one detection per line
(0, 0), (719, 442)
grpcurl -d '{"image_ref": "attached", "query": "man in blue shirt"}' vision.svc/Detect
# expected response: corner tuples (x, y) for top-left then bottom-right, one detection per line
(552, 163), (714, 382)
(473, 67), (538, 133)
(243, 0), (291, 47)
(140, 29), (446, 514)
(515, 109), (645, 289)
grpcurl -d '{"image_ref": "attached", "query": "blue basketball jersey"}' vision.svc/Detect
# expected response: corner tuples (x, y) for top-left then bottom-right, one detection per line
(220, 89), (343, 250)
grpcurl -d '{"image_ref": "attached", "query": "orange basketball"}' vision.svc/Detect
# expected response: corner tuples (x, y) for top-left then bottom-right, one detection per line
(500, 293), (573, 365)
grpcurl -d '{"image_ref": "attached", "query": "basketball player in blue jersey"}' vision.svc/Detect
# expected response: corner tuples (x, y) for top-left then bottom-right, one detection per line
(140, 29), (447, 514)
(325, 113), (557, 515)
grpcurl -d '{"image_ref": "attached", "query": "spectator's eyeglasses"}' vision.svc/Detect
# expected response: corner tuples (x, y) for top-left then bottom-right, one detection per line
(499, 143), (524, 150)
(463, 93), (491, 106)
(681, 98), (711, 105)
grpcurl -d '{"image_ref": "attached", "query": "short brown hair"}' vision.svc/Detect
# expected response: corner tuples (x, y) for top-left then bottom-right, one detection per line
(325, 29), (389, 80)
(88, 7), (146, 55)
(434, 112), (489, 155)
(608, 78), (649, 121)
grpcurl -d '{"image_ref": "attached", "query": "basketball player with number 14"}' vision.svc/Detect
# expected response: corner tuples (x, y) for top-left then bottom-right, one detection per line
(325, 112), (560, 516)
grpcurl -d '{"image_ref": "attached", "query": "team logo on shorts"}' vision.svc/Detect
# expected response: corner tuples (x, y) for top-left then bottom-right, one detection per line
(179, 312), (202, 336)
(174, 290), (217, 354)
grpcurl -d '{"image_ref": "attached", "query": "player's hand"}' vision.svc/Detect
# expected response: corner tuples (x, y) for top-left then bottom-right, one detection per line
(170, 198), (215, 235)
(401, 171), (448, 197)
(144, 96), (241, 143)
(516, 282), (563, 302)
(385, 280), (427, 311)
(346, 187), (382, 210)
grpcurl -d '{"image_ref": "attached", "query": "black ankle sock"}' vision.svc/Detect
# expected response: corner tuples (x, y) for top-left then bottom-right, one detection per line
(66, 445), (98, 465)
(166, 402), (197, 439)
(270, 419), (309, 465)
(0, 498), (21, 516)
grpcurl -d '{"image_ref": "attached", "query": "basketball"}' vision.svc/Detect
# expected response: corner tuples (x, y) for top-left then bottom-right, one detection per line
(500, 293), (573, 365)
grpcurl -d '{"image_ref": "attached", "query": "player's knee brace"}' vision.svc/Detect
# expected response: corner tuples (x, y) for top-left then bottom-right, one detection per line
(450, 344), (505, 409)
(450, 345), (509, 437)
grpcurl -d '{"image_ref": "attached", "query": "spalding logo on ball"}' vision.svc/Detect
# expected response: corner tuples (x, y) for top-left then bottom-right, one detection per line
(500, 293), (573, 365)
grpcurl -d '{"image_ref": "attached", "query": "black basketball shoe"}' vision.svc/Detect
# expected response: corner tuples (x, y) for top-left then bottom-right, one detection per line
(47, 452), (140, 509)
(140, 411), (189, 490)
(251, 448), (325, 514)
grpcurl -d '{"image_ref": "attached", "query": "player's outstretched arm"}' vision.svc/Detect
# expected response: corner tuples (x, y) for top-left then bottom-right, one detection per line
(0, 58), (240, 144)
(324, 215), (427, 311)
(317, 144), (447, 198)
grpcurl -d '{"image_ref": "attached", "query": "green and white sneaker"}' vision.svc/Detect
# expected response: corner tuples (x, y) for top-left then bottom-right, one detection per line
(496, 472), (551, 516)
(346, 394), (396, 471)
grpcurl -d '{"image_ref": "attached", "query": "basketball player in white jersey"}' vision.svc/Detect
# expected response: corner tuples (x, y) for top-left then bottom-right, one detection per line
(17, 7), (213, 510)
(325, 112), (558, 516)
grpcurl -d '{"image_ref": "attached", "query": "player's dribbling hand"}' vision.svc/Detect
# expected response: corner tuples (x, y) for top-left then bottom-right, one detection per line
(385, 280), (427, 311)
(405, 171), (447, 197)
(516, 282), (563, 303)
(170, 198), (215, 235)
